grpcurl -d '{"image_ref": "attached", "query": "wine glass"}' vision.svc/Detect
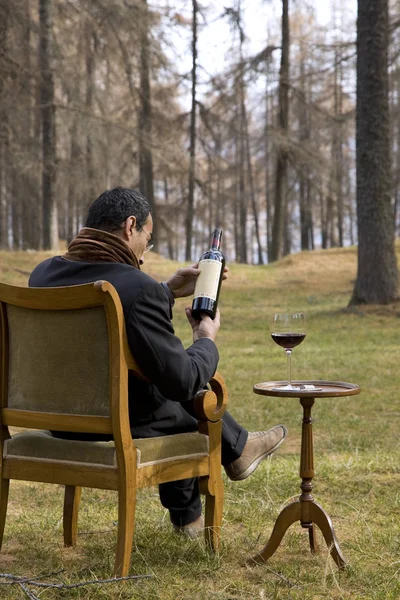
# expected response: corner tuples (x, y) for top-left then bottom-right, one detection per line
(270, 313), (306, 391)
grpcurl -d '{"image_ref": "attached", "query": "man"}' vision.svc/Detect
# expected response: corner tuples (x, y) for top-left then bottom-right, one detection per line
(30, 187), (287, 537)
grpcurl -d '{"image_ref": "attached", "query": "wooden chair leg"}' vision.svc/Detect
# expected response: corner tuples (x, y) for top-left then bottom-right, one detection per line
(114, 484), (136, 577)
(63, 485), (81, 547)
(204, 484), (223, 552)
(0, 478), (10, 550)
(203, 420), (223, 552)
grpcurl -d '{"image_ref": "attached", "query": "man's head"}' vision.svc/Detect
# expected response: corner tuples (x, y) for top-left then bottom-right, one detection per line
(86, 187), (151, 232)
(86, 187), (153, 263)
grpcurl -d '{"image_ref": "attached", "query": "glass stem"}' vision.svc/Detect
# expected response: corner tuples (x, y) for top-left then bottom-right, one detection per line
(285, 349), (292, 385)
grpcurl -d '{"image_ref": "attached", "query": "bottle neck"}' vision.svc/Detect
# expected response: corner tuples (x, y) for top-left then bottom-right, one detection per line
(210, 229), (222, 251)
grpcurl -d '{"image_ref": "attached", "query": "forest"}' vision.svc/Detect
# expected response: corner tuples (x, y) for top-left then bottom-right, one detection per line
(1, 4), (400, 596)
(0, 1), (398, 276)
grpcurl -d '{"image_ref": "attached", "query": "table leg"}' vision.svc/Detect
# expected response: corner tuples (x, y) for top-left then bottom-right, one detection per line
(308, 523), (319, 553)
(249, 395), (347, 569)
(249, 500), (301, 565)
(309, 501), (347, 568)
(299, 397), (316, 552)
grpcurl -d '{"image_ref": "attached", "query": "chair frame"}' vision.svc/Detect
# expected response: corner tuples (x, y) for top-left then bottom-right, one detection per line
(0, 280), (227, 576)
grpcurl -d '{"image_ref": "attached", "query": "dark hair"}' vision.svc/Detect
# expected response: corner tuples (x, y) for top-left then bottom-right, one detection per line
(85, 187), (152, 232)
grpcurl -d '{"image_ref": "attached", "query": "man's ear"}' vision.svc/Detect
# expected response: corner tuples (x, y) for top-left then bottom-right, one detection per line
(123, 215), (136, 238)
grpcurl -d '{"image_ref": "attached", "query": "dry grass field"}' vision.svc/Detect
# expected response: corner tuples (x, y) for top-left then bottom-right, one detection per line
(0, 246), (399, 599)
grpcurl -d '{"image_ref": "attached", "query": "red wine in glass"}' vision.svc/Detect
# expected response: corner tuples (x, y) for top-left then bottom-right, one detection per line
(271, 332), (306, 349)
(270, 313), (306, 390)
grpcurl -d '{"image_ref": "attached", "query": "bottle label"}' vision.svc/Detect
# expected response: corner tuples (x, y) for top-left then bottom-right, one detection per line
(193, 259), (222, 301)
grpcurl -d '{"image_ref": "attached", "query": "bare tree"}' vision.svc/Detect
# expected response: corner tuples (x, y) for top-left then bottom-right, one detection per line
(0, 1), (10, 249)
(39, 0), (58, 250)
(298, 41), (313, 251)
(185, 0), (198, 261)
(85, 18), (96, 216)
(236, 4), (248, 264)
(270, 0), (290, 262)
(350, 0), (398, 304)
(138, 0), (157, 247)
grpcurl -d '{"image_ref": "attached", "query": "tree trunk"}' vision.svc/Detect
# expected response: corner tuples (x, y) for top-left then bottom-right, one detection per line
(298, 45), (312, 251)
(331, 47), (344, 247)
(393, 68), (400, 236)
(237, 10), (248, 264)
(265, 74), (272, 261)
(344, 151), (355, 245)
(350, 0), (398, 305)
(164, 178), (175, 260)
(237, 82), (246, 263)
(139, 0), (156, 246)
(85, 21), (96, 214)
(320, 193), (328, 249)
(67, 115), (80, 243)
(11, 176), (21, 249)
(270, 0), (290, 262)
(240, 57), (263, 264)
(245, 110), (263, 264)
(326, 192), (337, 247)
(215, 134), (223, 229)
(233, 107), (240, 261)
(39, 0), (58, 250)
(207, 154), (213, 233)
(21, 0), (38, 250)
(0, 1), (10, 249)
(185, 0), (198, 261)
(307, 180), (314, 250)
(283, 198), (291, 256)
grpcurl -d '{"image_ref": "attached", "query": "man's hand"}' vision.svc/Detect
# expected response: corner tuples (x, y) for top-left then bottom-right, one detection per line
(166, 263), (229, 299)
(185, 307), (220, 343)
(166, 264), (200, 299)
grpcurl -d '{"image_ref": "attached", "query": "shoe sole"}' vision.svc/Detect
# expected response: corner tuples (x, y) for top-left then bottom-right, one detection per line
(229, 426), (288, 481)
(173, 516), (205, 539)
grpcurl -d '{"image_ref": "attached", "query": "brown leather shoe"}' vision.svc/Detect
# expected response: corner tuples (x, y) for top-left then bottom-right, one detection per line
(224, 425), (288, 481)
(173, 515), (204, 539)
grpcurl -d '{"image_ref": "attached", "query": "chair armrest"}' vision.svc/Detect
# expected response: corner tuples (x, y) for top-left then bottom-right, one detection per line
(192, 371), (228, 423)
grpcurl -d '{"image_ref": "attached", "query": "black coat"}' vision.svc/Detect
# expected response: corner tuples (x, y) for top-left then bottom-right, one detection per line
(29, 257), (219, 439)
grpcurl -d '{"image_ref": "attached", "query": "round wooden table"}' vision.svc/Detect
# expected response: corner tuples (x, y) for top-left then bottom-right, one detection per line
(249, 380), (360, 569)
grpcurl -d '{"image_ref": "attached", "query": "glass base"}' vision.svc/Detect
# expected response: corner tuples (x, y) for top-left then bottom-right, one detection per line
(272, 384), (324, 393)
(272, 384), (303, 391)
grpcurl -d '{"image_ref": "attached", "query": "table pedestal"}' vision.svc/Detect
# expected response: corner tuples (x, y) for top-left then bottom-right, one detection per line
(250, 396), (346, 568)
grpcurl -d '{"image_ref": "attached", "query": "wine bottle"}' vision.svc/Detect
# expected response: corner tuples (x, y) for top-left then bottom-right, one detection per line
(191, 228), (225, 320)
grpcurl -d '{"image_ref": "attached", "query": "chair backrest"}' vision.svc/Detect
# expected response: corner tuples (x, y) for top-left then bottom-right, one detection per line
(0, 281), (136, 441)
(6, 304), (110, 416)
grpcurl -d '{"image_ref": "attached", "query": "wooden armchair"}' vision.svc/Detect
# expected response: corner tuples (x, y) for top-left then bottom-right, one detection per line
(0, 280), (227, 576)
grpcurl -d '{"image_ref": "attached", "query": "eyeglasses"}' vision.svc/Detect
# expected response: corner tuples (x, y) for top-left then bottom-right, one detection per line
(139, 227), (154, 254)
(111, 218), (153, 253)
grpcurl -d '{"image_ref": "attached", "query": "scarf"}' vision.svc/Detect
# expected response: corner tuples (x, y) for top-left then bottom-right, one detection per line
(64, 227), (140, 269)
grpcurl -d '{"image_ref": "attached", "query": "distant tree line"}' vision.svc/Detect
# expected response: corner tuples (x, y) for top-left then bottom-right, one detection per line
(0, 0), (398, 302)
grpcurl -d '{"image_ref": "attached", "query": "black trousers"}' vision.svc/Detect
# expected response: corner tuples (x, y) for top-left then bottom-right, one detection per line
(53, 402), (248, 527)
(158, 410), (248, 526)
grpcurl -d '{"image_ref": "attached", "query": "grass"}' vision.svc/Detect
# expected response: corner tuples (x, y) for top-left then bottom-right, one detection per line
(1, 246), (400, 599)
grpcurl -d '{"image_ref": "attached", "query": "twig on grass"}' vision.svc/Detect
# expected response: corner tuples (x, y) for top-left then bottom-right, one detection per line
(262, 565), (302, 589)
(18, 582), (40, 600)
(0, 569), (65, 583)
(76, 528), (115, 536)
(244, 561), (301, 589)
(25, 574), (153, 589)
(0, 571), (153, 599)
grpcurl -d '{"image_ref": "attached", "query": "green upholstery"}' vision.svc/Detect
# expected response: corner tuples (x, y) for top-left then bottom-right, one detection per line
(4, 430), (209, 469)
(6, 305), (110, 416)
(134, 432), (209, 467)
